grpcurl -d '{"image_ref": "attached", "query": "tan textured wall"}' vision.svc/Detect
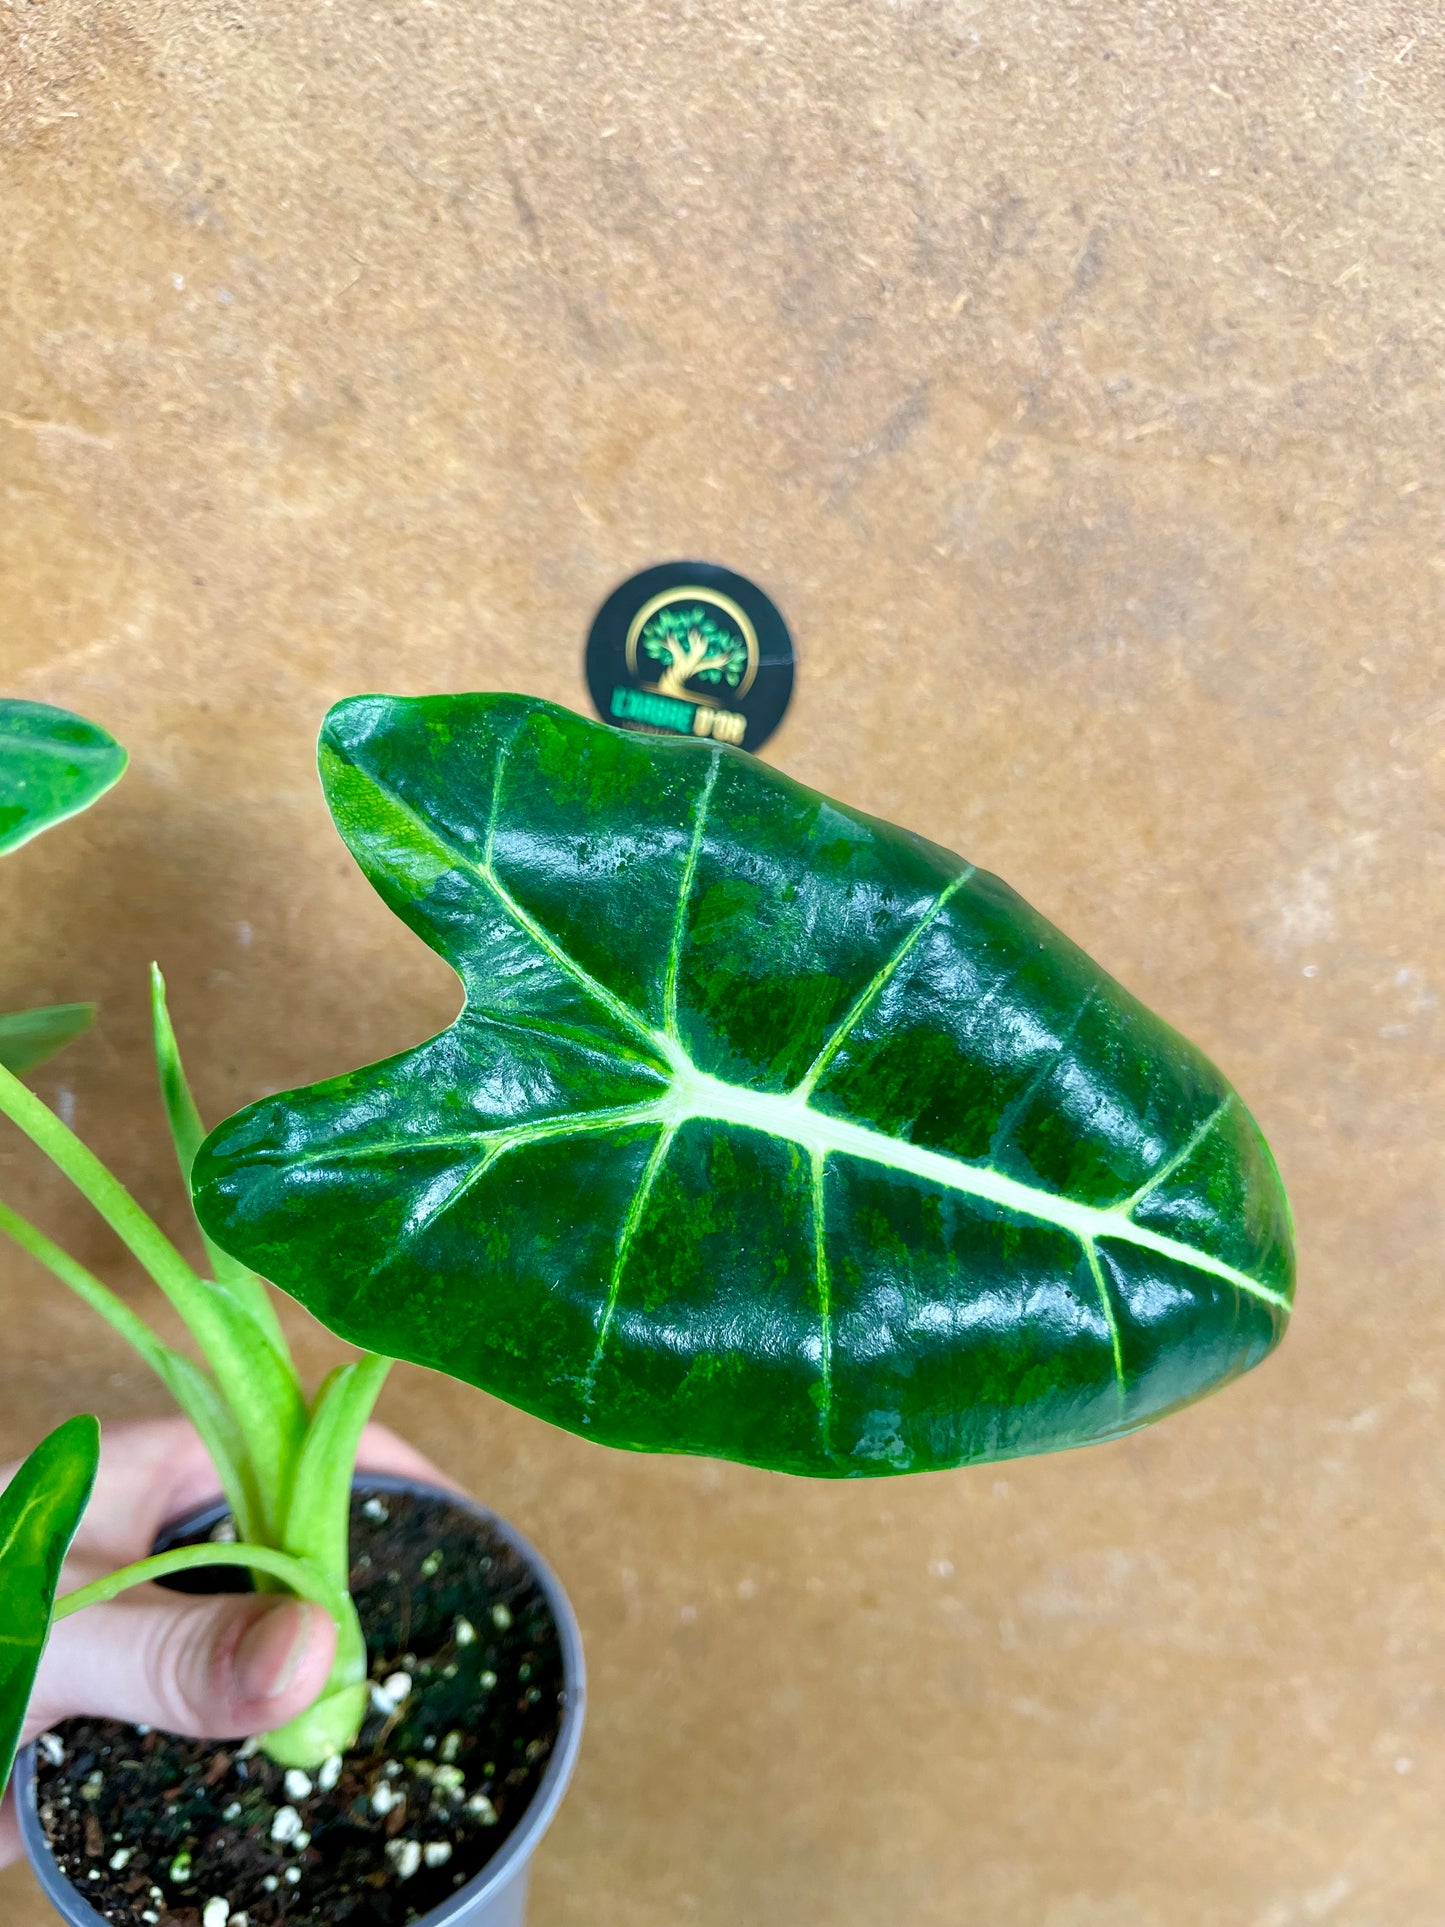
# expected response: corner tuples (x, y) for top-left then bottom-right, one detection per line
(1, 3), (1441, 1921)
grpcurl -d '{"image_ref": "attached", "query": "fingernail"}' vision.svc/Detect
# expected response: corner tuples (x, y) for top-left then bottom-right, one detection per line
(235, 1603), (316, 1703)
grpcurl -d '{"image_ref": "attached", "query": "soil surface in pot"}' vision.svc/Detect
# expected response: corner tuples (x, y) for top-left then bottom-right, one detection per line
(34, 1486), (565, 1926)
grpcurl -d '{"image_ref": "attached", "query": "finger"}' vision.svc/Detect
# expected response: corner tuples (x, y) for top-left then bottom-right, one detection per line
(0, 1791), (20, 1870)
(34, 1412), (461, 1592)
(68, 1413), (458, 1567)
(107, 1420), (239, 1556)
(23, 1592), (337, 1746)
(1, 1418), (214, 1566)
(354, 1420), (463, 1493)
(51, 1419), (223, 1571)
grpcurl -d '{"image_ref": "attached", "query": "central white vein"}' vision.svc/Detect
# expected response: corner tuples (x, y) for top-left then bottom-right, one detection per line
(640, 1054), (1286, 1312)
(359, 743), (1288, 1322)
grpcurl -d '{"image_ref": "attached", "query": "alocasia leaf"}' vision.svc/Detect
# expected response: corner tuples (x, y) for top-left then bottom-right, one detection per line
(0, 1414), (99, 1796)
(0, 1003), (96, 1075)
(194, 695), (1294, 1478)
(0, 700), (127, 857)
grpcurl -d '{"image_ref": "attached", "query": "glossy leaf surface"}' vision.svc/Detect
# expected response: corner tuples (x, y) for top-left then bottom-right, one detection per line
(0, 1415), (99, 1794)
(0, 701), (126, 857)
(0, 1003), (95, 1075)
(195, 696), (1294, 1477)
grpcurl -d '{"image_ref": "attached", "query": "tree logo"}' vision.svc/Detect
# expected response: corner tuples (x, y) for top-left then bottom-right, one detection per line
(585, 561), (796, 755)
(627, 590), (759, 702)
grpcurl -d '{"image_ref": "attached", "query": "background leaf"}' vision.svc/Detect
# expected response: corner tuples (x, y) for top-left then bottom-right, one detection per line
(194, 695), (1295, 1478)
(0, 1003), (95, 1075)
(0, 1414), (99, 1796)
(0, 700), (127, 858)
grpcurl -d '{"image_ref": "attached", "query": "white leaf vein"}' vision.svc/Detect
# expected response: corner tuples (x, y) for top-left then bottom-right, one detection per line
(331, 748), (1287, 1341)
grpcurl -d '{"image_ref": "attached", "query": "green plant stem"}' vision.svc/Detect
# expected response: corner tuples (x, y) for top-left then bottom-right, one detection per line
(0, 1063), (379, 1763)
(53, 1543), (347, 1622)
(56, 1543), (369, 1767)
(150, 963), (293, 1364)
(0, 1196), (185, 1378)
(0, 1060), (307, 1542)
(285, 1354), (392, 1585)
(0, 1061), (214, 1319)
(256, 1583), (370, 1770)
(0, 1198), (265, 1542)
(263, 1355), (393, 1762)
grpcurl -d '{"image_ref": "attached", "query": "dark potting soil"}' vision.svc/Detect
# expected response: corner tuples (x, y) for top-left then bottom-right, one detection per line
(33, 1487), (566, 1926)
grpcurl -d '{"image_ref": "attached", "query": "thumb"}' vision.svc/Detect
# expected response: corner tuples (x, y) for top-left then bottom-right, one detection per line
(25, 1590), (338, 1744)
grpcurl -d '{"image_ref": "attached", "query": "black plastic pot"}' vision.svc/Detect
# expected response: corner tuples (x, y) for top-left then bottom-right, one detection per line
(17, 1473), (585, 1927)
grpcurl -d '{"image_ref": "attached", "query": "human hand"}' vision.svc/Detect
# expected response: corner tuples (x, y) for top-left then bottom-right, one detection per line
(0, 1413), (456, 1868)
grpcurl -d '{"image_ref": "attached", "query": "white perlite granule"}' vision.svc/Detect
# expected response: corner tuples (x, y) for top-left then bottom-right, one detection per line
(269, 1806), (303, 1844)
(386, 1840), (422, 1881)
(370, 1671), (412, 1715)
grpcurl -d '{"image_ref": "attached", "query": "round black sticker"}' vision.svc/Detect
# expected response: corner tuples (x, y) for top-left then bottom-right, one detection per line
(584, 561), (795, 755)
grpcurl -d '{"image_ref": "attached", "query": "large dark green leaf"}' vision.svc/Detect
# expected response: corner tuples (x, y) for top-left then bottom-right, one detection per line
(0, 699), (126, 858)
(0, 1415), (99, 1795)
(0, 1003), (96, 1075)
(194, 695), (1294, 1477)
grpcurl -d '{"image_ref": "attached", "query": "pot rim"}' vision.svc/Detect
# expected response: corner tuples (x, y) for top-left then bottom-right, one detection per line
(18, 1470), (586, 1927)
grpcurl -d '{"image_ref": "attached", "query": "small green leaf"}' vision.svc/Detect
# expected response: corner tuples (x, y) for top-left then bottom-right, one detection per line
(194, 695), (1295, 1479)
(0, 701), (126, 857)
(150, 964), (293, 1367)
(284, 1354), (391, 1588)
(0, 1415), (99, 1797)
(0, 1004), (95, 1075)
